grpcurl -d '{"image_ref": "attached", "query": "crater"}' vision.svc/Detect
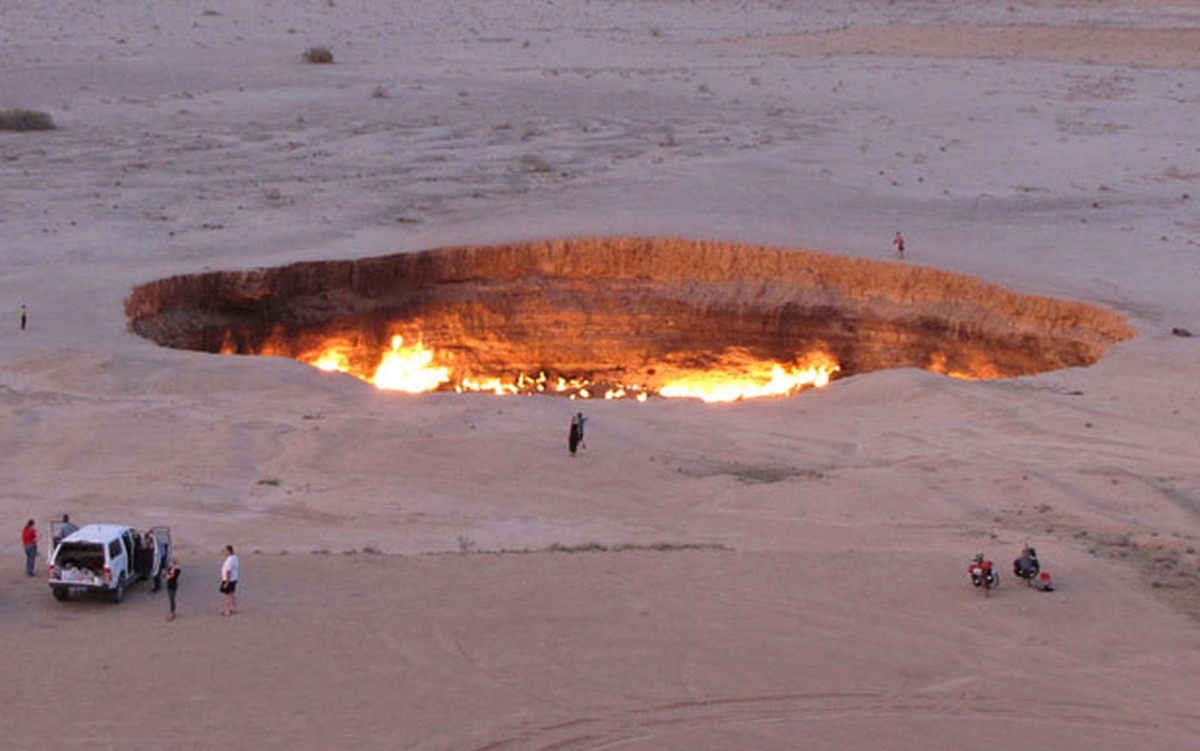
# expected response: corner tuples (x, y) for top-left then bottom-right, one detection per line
(125, 237), (1135, 401)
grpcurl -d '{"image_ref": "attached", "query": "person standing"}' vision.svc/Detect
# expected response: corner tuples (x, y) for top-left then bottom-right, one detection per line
(574, 412), (587, 447)
(19, 303), (26, 331)
(567, 415), (582, 456)
(56, 513), (78, 547)
(21, 519), (38, 576)
(220, 545), (239, 617)
(165, 557), (181, 621)
(893, 231), (905, 259)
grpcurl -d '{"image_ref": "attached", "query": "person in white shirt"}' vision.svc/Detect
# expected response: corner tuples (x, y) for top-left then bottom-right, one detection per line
(220, 545), (239, 617)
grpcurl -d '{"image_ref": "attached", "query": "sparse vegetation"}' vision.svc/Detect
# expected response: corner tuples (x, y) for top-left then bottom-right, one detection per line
(302, 45), (334, 64)
(444, 540), (730, 556)
(1000, 509), (1200, 621)
(679, 461), (824, 485)
(519, 154), (552, 173)
(0, 109), (56, 132)
(547, 542), (607, 554)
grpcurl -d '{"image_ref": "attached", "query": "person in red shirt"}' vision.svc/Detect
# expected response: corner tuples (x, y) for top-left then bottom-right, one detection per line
(893, 231), (905, 259)
(21, 519), (38, 577)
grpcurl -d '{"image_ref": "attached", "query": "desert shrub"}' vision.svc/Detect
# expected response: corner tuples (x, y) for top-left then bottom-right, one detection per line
(520, 154), (552, 173)
(0, 109), (55, 131)
(302, 46), (334, 64)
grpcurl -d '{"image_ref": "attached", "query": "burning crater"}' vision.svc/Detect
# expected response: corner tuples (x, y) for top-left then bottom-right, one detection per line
(125, 237), (1134, 402)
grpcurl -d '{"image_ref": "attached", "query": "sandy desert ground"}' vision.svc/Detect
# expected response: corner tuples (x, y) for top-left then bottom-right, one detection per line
(2, 1), (1200, 749)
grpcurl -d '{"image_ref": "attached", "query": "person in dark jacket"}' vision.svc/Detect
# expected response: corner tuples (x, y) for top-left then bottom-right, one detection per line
(568, 413), (586, 456)
(165, 557), (181, 621)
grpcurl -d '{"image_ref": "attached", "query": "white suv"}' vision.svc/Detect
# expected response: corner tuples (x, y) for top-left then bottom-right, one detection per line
(48, 524), (171, 604)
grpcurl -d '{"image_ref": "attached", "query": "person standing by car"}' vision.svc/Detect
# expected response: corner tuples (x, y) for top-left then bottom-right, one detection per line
(220, 545), (239, 617)
(57, 514), (78, 545)
(165, 557), (181, 621)
(21, 519), (38, 576)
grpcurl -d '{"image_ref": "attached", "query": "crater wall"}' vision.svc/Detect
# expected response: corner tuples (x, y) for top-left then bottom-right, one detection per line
(125, 237), (1135, 388)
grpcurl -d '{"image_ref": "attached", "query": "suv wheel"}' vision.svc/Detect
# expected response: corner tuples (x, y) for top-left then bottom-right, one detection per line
(110, 573), (126, 604)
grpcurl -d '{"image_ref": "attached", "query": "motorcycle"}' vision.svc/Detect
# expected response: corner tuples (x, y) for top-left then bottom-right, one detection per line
(968, 553), (999, 596)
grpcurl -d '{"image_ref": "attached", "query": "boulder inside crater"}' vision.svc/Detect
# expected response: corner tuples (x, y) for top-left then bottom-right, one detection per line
(124, 237), (1135, 400)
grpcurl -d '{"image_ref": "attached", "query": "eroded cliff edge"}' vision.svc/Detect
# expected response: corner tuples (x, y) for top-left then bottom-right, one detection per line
(125, 237), (1135, 388)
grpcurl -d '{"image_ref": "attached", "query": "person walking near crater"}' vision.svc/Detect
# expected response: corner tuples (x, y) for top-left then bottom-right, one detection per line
(568, 415), (582, 456)
(574, 412), (587, 447)
(220, 545), (239, 617)
(568, 412), (587, 456)
(893, 231), (905, 260)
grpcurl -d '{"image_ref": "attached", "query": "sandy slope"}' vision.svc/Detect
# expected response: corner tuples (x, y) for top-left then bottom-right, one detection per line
(1, 1), (1199, 749)
(4, 548), (1199, 749)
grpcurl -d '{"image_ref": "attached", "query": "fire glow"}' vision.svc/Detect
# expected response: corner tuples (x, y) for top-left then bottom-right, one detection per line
(296, 334), (839, 402)
(129, 239), (1136, 396)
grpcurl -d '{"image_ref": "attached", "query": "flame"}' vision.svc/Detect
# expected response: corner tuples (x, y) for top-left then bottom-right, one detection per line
(288, 332), (838, 401)
(219, 330), (238, 355)
(296, 335), (451, 392)
(456, 376), (519, 395)
(928, 352), (1002, 381)
(657, 355), (839, 403)
(312, 348), (352, 372)
(372, 335), (450, 392)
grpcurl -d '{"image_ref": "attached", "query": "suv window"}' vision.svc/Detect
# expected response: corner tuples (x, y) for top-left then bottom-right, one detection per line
(108, 540), (122, 559)
(55, 542), (104, 567)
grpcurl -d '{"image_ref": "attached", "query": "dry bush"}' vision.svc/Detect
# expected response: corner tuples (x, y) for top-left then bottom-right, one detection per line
(0, 109), (56, 131)
(302, 46), (334, 64)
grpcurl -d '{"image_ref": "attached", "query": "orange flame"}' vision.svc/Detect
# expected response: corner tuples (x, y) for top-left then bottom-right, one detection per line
(657, 355), (839, 403)
(312, 348), (352, 373)
(371, 336), (450, 392)
(928, 352), (1002, 381)
(293, 333), (839, 400)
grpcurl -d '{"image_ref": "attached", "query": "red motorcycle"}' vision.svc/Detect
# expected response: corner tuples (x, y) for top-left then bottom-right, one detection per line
(968, 553), (999, 596)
